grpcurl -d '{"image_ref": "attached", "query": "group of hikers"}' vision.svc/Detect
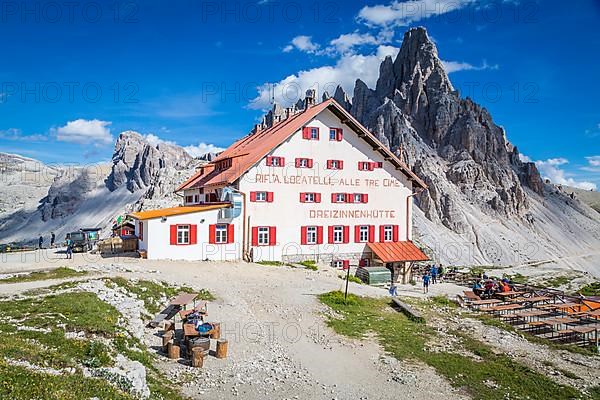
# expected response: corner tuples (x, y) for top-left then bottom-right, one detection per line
(36, 232), (73, 259)
(421, 264), (444, 294)
(472, 276), (515, 298)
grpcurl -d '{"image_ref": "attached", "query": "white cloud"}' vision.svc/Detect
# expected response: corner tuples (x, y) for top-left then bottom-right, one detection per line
(587, 156), (600, 167)
(357, 0), (476, 27)
(535, 157), (596, 191)
(55, 119), (113, 146)
(329, 32), (379, 54)
(250, 45), (399, 109)
(441, 59), (499, 74)
(283, 35), (321, 54)
(184, 142), (225, 158)
(518, 153), (532, 163)
(0, 128), (47, 142)
(143, 133), (175, 147)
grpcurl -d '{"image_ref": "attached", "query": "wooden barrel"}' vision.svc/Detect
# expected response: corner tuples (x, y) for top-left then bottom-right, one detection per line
(191, 347), (205, 368)
(216, 338), (228, 359)
(188, 337), (210, 357)
(167, 342), (180, 360)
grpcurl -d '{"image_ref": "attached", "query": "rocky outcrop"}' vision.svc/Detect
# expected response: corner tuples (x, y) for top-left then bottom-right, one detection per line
(351, 27), (543, 232)
(106, 131), (192, 192)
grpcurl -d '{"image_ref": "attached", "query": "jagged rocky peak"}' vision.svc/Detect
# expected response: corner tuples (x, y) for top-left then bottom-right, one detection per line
(333, 85), (352, 112)
(105, 131), (192, 192)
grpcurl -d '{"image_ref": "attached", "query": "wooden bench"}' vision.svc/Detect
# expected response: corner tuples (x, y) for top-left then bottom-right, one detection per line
(391, 297), (424, 322)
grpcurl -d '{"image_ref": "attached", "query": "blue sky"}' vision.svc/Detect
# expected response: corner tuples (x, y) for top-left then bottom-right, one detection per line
(0, 0), (599, 189)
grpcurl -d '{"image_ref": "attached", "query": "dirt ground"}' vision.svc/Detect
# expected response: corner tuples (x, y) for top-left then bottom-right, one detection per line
(1, 250), (599, 399)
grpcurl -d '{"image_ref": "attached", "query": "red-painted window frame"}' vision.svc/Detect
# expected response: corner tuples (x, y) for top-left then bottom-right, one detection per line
(300, 226), (323, 245)
(170, 224), (196, 246)
(358, 161), (377, 171)
(252, 226), (276, 246)
(266, 156), (285, 167)
(326, 159), (344, 170)
(295, 158), (314, 168)
(302, 126), (320, 140)
(300, 192), (321, 203)
(329, 127), (343, 141)
(250, 191), (274, 202)
(209, 224), (235, 244)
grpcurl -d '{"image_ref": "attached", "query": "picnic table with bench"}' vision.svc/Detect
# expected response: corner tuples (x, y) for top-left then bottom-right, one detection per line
(486, 303), (524, 314)
(494, 291), (524, 299)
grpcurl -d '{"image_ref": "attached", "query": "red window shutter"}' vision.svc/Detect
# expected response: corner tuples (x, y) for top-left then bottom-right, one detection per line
(266, 192), (274, 202)
(339, 160), (344, 169)
(299, 193), (305, 203)
(336, 128), (343, 141)
(266, 156), (273, 166)
(251, 227), (259, 246)
(326, 160), (332, 169)
(343, 226), (350, 243)
(379, 225), (385, 243)
(295, 158), (301, 168)
(392, 225), (399, 242)
(302, 127), (310, 139)
(269, 227), (277, 246)
(307, 159), (313, 168)
(369, 162), (376, 171)
(362, 193), (368, 203)
(279, 157), (285, 166)
(250, 192), (257, 202)
(208, 224), (216, 244)
(170, 225), (177, 245)
(190, 225), (197, 245)
(301, 226), (307, 245)
(317, 226), (323, 244)
(342, 260), (350, 270)
(328, 226), (334, 244)
(368, 225), (375, 243)
(315, 193), (321, 203)
(346, 193), (353, 203)
(358, 162), (363, 171)
(227, 224), (234, 243)
(331, 193), (337, 203)
(354, 226), (361, 243)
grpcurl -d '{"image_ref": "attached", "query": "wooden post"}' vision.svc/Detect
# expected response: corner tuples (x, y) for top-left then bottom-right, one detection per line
(162, 331), (173, 352)
(216, 338), (228, 359)
(191, 347), (204, 368)
(210, 323), (221, 339)
(167, 342), (180, 360)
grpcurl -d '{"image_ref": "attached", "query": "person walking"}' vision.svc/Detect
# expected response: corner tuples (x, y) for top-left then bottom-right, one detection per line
(431, 265), (438, 284)
(65, 236), (73, 259)
(422, 273), (431, 294)
(38, 235), (43, 250)
(50, 232), (55, 248)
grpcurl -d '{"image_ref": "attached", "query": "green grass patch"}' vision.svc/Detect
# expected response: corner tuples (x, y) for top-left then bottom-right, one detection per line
(339, 274), (363, 284)
(541, 276), (574, 288)
(430, 295), (457, 308)
(0, 361), (133, 400)
(503, 273), (529, 285)
(256, 261), (287, 267)
(0, 267), (87, 284)
(319, 291), (582, 400)
(299, 260), (318, 270)
(107, 277), (213, 315)
(578, 282), (600, 296)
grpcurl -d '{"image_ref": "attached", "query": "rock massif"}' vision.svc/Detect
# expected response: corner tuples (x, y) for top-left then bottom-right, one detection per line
(343, 27), (600, 269)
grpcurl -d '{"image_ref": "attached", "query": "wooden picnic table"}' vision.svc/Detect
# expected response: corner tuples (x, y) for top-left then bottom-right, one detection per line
(178, 302), (208, 319)
(495, 291), (524, 299)
(183, 323), (200, 338)
(511, 296), (550, 304)
(487, 304), (523, 313)
(542, 317), (577, 327)
(471, 299), (501, 307)
(516, 310), (550, 318)
(170, 293), (199, 307)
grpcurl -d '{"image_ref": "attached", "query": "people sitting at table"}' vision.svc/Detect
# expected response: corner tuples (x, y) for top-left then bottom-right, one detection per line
(483, 280), (496, 298)
(472, 280), (484, 296)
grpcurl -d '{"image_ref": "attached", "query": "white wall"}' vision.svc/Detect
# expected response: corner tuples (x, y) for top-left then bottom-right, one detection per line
(139, 209), (243, 261)
(238, 108), (414, 262)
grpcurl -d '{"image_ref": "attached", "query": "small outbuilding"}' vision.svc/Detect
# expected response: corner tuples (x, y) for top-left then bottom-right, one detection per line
(367, 241), (429, 284)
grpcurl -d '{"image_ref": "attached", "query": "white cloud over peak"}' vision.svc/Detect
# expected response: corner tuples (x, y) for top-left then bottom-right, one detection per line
(55, 119), (113, 146)
(357, 0), (476, 27)
(535, 157), (596, 191)
(329, 32), (379, 54)
(184, 142), (225, 158)
(251, 45), (399, 110)
(441, 59), (499, 74)
(283, 35), (321, 54)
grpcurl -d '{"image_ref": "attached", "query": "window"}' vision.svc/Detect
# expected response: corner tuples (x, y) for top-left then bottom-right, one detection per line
(358, 161), (375, 171)
(332, 193), (346, 203)
(256, 191), (267, 202)
(383, 225), (393, 242)
(333, 226), (344, 243)
(295, 158), (313, 168)
(215, 224), (228, 244)
(359, 226), (369, 242)
(177, 225), (190, 245)
(251, 191), (273, 202)
(302, 126), (320, 140)
(304, 193), (315, 203)
(138, 222), (143, 241)
(354, 193), (363, 203)
(329, 128), (337, 141)
(258, 227), (269, 245)
(327, 160), (344, 170)
(333, 260), (350, 269)
(306, 226), (317, 245)
(266, 156), (285, 167)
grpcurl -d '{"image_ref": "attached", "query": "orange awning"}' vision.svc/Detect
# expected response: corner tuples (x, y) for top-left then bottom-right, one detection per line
(367, 241), (429, 263)
(128, 204), (229, 221)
